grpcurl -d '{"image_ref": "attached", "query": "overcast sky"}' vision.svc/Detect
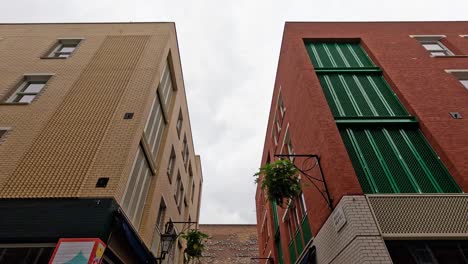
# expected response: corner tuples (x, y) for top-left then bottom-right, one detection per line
(1, 0), (467, 224)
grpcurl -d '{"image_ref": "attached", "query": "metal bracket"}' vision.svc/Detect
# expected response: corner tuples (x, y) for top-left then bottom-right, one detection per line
(274, 154), (333, 210)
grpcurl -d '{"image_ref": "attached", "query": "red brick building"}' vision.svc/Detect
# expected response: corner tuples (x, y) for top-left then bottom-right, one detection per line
(255, 22), (468, 264)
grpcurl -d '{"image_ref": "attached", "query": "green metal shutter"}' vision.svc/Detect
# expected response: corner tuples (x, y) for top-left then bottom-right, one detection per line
(317, 73), (408, 117)
(276, 236), (284, 264)
(301, 217), (313, 245)
(289, 241), (297, 264)
(305, 42), (375, 68)
(340, 127), (461, 194)
(305, 41), (460, 195)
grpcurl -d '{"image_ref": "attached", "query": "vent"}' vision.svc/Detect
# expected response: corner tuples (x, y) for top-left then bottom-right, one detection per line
(96, 177), (109, 188)
(368, 194), (468, 238)
(124, 112), (134, 119)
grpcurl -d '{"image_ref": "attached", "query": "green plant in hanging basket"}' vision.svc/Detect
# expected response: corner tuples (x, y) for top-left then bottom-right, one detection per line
(254, 159), (301, 208)
(181, 229), (209, 263)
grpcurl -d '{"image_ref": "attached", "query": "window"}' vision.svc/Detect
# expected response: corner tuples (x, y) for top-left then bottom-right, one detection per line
(145, 94), (166, 157)
(0, 129), (7, 141)
(445, 69), (468, 90)
(0, 245), (55, 263)
(282, 128), (295, 161)
(122, 144), (153, 228)
(174, 172), (184, 212)
(151, 198), (167, 253)
(386, 240), (468, 264)
(167, 147), (176, 181)
(191, 181), (196, 203)
(156, 199), (167, 233)
(5, 75), (52, 104)
(272, 92), (285, 147)
(159, 58), (176, 111)
(182, 134), (189, 170)
(176, 109), (183, 138)
(47, 39), (81, 58)
(411, 35), (453, 56)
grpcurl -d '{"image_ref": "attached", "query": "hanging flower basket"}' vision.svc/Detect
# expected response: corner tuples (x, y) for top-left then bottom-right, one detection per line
(254, 159), (301, 208)
(181, 229), (209, 263)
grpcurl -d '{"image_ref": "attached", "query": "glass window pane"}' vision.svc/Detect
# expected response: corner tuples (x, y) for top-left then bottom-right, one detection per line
(57, 53), (70, 58)
(430, 52), (447, 56)
(59, 46), (75, 53)
(18, 95), (35, 103)
(422, 43), (444, 51)
(459, 79), (468, 89)
(23, 83), (45, 93)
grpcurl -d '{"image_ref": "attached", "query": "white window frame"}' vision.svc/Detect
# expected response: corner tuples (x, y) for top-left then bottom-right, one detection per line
(445, 69), (468, 90)
(6, 74), (53, 104)
(121, 144), (153, 228)
(410, 35), (454, 57)
(47, 38), (82, 58)
(167, 147), (176, 180)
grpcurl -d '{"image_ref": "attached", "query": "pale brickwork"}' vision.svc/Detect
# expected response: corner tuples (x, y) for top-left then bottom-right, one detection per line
(199, 225), (259, 264)
(0, 23), (202, 254)
(307, 196), (392, 264)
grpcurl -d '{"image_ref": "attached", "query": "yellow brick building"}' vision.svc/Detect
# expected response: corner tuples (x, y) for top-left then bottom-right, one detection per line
(0, 23), (202, 264)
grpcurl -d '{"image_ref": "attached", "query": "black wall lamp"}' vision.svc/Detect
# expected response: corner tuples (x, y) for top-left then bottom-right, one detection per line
(155, 220), (198, 263)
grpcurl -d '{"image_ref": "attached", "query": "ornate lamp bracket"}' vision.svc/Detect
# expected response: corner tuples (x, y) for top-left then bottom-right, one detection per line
(274, 154), (333, 210)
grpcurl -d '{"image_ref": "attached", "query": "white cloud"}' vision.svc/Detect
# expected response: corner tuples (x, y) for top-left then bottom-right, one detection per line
(1, 0), (467, 224)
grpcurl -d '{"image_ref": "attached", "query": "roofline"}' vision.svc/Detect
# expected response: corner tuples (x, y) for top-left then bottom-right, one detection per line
(0, 22), (176, 25)
(285, 20), (468, 23)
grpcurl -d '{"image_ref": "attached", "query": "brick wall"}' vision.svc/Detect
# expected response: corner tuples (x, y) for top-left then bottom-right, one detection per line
(199, 224), (259, 264)
(0, 23), (202, 251)
(256, 22), (468, 263)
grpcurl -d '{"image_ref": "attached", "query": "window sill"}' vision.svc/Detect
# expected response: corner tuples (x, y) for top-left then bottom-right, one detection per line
(39, 56), (67, 60)
(431, 55), (468, 58)
(0, 102), (30, 105)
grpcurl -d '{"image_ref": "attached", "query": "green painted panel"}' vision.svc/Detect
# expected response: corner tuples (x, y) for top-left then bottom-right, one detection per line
(272, 201), (280, 234)
(276, 237), (284, 264)
(301, 217), (313, 246)
(294, 231), (304, 257)
(289, 241), (297, 264)
(305, 42), (375, 68)
(318, 73), (408, 117)
(340, 127), (461, 194)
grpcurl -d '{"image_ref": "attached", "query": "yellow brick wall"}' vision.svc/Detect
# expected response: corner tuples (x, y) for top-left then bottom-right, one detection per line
(0, 23), (202, 250)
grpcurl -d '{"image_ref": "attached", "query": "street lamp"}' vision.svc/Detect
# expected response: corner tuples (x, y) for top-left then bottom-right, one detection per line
(156, 222), (177, 262)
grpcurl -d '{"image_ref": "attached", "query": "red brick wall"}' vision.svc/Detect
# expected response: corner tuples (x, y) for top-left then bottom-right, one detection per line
(256, 21), (468, 263)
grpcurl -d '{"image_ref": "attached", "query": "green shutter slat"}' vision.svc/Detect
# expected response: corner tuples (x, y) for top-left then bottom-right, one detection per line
(289, 241), (297, 264)
(276, 236), (284, 264)
(364, 130), (401, 192)
(372, 130), (419, 192)
(301, 217), (313, 245)
(295, 231), (304, 257)
(399, 129), (443, 192)
(272, 201), (280, 234)
(344, 128), (380, 193)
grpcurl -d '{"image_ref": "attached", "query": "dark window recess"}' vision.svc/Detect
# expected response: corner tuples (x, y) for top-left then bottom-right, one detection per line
(96, 177), (109, 188)
(0, 247), (55, 264)
(386, 240), (468, 264)
(124, 112), (134, 119)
